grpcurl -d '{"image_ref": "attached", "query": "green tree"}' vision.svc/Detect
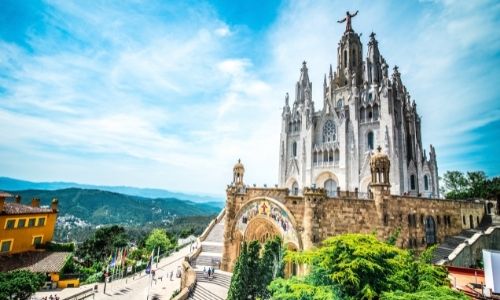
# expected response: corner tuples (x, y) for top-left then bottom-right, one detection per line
(246, 241), (261, 298)
(442, 171), (468, 199)
(0, 270), (45, 300)
(76, 225), (128, 266)
(258, 236), (285, 299)
(269, 234), (466, 300)
(227, 241), (249, 300)
(145, 228), (173, 254)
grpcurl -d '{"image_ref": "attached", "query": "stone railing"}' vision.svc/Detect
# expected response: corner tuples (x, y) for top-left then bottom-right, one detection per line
(199, 208), (225, 242)
(172, 208), (225, 300)
(172, 260), (197, 300)
(437, 226), (500, 266)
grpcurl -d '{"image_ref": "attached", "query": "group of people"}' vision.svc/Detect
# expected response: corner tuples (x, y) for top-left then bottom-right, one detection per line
(203, 266), (216, 279)
(39, 295), (60, 300)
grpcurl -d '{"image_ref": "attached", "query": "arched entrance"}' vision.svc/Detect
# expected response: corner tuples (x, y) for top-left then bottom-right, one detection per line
(234, 198), (301, 249)
(244, 217), (281, 243)
(424, 216), (436, 245)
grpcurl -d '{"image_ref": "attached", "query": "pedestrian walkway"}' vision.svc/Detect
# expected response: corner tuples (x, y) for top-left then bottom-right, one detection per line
(34, 246), (191, 300)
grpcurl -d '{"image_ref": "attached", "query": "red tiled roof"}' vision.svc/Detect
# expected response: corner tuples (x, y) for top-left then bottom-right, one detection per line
(1, 202), (53, 215)
(0, 251), (71, 273)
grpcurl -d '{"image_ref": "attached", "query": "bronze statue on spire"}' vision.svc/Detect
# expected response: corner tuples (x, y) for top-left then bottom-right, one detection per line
(337, 10), (358, 32)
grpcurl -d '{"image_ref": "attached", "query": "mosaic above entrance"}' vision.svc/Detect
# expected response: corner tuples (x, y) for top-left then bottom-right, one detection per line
(236, 199), (300, 248)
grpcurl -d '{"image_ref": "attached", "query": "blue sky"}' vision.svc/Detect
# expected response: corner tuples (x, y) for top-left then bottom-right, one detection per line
(0, 0), (499, 195)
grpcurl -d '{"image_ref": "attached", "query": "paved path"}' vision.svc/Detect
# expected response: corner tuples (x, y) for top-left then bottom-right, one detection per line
(35, 246), (191, 300)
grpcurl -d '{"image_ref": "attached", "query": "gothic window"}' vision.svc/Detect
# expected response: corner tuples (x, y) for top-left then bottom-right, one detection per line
(410, 175), (416, 190)
(343, 50), (347, 68)
(324, 179), (337, 196)
(424, 175), (429, 190)
(373, 104), (379, 120)
(292, 182), (299, 196)
(360, 107), (366, 122)
(367, 131), (374, 150)
(329, 150), (333, 162)
(313, 151), (317, 163)
(352, 49), (356, 67)
(334, 149), (340, 163)
(292, 141), (297, 157)
(367, 106), (373, 120)
(323, 120), (336, 143)
(323, 151), (328, 162)
(337, 98), (343, 109)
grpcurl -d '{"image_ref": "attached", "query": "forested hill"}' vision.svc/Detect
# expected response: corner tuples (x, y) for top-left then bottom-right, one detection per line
(8, 188), (223, 226)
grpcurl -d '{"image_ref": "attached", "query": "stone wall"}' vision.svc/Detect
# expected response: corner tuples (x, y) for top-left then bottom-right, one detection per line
(222, 184), (487, 272)
(448, 226), (500, 268)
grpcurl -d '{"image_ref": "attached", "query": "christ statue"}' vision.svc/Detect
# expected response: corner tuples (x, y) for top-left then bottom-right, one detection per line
(337, 10), (358, 32)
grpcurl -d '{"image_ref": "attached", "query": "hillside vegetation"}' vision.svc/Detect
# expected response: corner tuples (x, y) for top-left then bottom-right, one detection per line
(9, 188), (222, 226)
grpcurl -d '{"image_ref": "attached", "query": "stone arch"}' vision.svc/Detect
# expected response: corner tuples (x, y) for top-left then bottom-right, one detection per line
(232, 197), (302, 251)
(286, 177), (299, 189)
(314, 171), (339, 188)
(359, 176), (371, 193)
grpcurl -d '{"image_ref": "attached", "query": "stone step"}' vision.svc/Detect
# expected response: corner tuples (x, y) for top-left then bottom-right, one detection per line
(189, 284), (224, 300)
(202, 244), (223, 254)
(195, 271), (232, 289)
(193, 256), (222, 269)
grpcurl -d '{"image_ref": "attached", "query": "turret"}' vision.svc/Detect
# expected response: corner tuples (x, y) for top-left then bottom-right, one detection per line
(366, 32), (383, 85)
(233, 159), (245, 187)
(334, 25), (363, 88)
(295, 61), (312, 105)
(369, 146), (391, 225)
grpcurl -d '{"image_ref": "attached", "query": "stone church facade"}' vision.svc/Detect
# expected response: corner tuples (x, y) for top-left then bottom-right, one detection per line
(221, 20), (486, 274)
(278, 23), (439, 198)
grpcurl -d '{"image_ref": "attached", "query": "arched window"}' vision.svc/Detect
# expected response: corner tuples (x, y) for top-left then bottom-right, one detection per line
(328, 150), (333, 162)
(323, 120), (336, 143)
(337, 98), (343, 109)
(367, 131), (374, 150)
(334, 149), (340, 164)
(469, 215), (474, 228)
(352, 49), (356, 66)
(292, 141), (297, 157)
(410, 175), (416, 190)
(373, 104), (379, 120)
(343, 50), (347, 68)
(324, 179), (337, 196)
(463, 215), (466, 225)
(367, 106), (373, 120)
(313, 151), (317, 163)
(360, 107), (366, 122)
(425, 216), (436, 245)
(292, 182), (299, 196)
(487, 202), (494, 214)
(424, 175), (429, 190)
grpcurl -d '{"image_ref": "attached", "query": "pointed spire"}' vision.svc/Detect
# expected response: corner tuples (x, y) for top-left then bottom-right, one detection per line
(323, 74), (327, 86)
(285, 92), (289, 106)
(300, 61), (309, 84)
(329, 64), (333, 78)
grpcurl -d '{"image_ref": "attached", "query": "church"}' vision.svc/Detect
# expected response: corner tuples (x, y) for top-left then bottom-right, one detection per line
(279, 13), (438, 198)
(220, 14), (491, 274)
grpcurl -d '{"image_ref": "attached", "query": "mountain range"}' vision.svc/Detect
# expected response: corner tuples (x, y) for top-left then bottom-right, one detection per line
(0, 177), (222, 203)
(7, 188), (223, 226)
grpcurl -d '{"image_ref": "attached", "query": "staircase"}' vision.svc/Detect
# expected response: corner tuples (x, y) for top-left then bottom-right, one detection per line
(195, 271), (232, 289)
(431, 229), (481, 263)
(194, 221), (225, 269)
(188, 284), (224, 300)
(188, 218), (232, 300)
